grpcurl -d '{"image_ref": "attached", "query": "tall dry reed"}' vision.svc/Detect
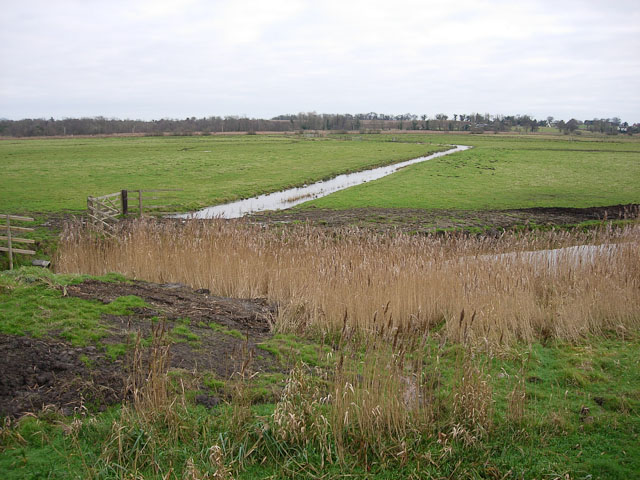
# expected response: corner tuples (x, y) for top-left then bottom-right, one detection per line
(269, 333), (446, 466)
(56, 219), (640, 345)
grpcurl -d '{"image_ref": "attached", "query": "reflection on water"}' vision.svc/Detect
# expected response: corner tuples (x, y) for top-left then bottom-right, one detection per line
(177, 145), (471, 219)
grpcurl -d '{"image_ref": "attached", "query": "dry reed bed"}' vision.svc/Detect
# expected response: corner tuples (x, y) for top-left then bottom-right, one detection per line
(56, 219), (640, 345)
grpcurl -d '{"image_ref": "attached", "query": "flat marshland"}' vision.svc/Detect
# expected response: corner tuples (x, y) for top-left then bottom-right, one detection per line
(1, 132), (638, 217)
(1, 132), (640, 479)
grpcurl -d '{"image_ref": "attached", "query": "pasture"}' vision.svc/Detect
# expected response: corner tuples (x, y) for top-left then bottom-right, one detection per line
(308, 134), (640, 210)
(0, 134), (445, 213)
(2, 133), (639, 218)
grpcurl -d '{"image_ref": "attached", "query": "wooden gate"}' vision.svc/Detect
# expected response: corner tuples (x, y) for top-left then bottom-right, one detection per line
(87, 189), (182, 235)
(1, 214), (35, 270)
(87, 192), (122, 236)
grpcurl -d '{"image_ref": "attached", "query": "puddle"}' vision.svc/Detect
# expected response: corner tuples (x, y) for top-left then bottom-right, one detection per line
(177, 145), (471, 219)
(475, 242), (635, 268)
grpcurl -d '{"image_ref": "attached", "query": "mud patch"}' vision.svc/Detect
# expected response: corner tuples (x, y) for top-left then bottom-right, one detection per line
(1, 280), (281, 417)
(251, 204), (639, 233)
(64, 279), (279, 378)
(0, 334), (122, 418)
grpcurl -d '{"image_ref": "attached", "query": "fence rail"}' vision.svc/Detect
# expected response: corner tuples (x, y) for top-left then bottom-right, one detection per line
(1, 214), (35, 270)
(122, 189), (183, 216)
(87, 194), (120, 237)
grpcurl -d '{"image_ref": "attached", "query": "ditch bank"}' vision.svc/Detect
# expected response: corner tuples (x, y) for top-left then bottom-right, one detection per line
(250, 204), (640, 233)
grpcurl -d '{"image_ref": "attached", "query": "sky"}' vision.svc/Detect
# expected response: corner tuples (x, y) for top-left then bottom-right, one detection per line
(1, 0), (639, 122)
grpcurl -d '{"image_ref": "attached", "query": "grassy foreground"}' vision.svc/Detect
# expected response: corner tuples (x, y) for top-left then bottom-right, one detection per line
(307, 134), (640, 210)
(0, 267), (639, 479)
(0, 135), (445, 213)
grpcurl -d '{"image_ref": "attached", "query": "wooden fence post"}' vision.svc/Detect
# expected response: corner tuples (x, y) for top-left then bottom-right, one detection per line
(6, 214), (12, 270)
(87, 196), (93, 228)
(121, 190), (128, 215)
(138, 189), (143, 217)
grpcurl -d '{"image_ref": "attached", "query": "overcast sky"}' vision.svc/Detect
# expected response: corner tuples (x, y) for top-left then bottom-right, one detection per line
(1, 0), (639, 122)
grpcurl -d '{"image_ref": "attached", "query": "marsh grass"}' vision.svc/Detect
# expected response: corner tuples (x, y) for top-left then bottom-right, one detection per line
(100, 323), (190, 475)
(43, 216), (640, 476)
(329, 336), (434, 466)
(57, 219), (640, 346)
(449, 348), (493, 445)
(1, 320), (639, 477)
(262, 329), (501, 470)
(96, 323), (239, 479)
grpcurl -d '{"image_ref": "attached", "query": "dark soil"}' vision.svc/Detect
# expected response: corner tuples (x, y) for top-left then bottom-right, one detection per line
(0, 334), (123, 418)
(1, 280), (280, 418)
(250, 204), (640, 233)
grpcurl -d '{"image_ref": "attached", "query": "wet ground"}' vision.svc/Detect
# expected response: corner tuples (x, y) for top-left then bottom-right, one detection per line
(31, 203), (640, 238)
(250, 204), (640, 233)
(0, 334), (123, 418)
(0, 280), (279, 418)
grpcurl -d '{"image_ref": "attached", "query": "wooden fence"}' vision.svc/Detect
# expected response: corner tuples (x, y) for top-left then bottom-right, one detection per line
(1, 214), (35, 270)
(87, 192), (121, 236)
(87, 189), (182, 235)
(122, 189), (182, 216)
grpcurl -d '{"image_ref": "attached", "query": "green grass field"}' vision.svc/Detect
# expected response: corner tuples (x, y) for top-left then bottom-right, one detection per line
(0, 135), (445, 213)
(306, 134), (640, 210)
(2, 133), (638, 215)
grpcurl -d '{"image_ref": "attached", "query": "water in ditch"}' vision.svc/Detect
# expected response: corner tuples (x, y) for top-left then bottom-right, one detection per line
(176, 145), (471, 219)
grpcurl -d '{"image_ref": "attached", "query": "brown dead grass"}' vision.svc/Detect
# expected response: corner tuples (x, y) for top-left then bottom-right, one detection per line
(56, 219), (640, 345)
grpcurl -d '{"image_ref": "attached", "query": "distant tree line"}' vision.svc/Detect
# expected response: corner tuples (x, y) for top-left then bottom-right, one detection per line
(0, 113), (637, 137)
(0, 116), (292, 137)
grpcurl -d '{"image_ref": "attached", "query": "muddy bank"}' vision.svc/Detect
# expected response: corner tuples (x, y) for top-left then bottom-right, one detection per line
(250, 204), (640, 233)
(0, 334), (123, 418)
(34, 203), (639, 243)
(65, 279), (274, 337)
(1, 280), (279, 418)
(65, 279), (277, 375)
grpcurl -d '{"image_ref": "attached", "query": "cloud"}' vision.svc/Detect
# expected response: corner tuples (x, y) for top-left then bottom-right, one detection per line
(1, 0), (639, 121)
